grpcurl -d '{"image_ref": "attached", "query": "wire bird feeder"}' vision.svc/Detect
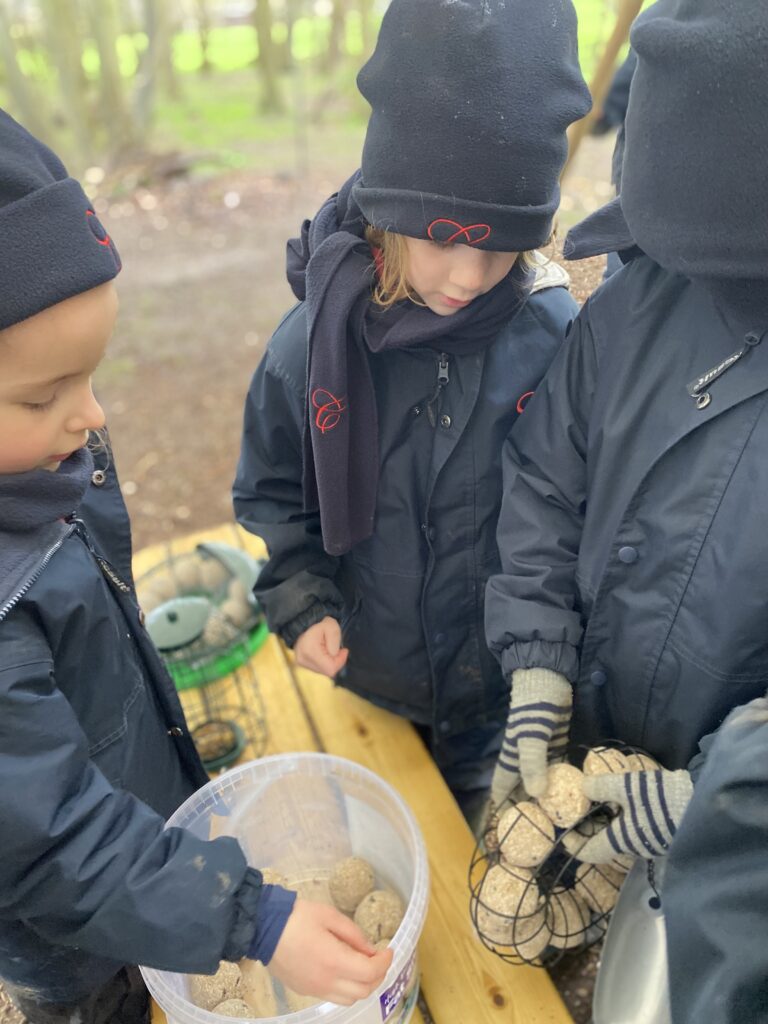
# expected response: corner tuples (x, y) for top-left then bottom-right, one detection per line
(469, 743), (658, 966)
(137, 541), (269, 772)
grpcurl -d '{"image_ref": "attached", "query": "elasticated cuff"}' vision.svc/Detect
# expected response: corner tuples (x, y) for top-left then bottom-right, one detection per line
(500, 640), (580, 683)
(222, 867), (267, 962)
(246, 884), (298, 966)
(280, 602), (339, 648)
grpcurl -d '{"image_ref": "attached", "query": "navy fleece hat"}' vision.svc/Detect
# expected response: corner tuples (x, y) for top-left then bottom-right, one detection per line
(353, 0), (591, 253)
(0, 109), (121, 331)
(621, 0), (768, 281)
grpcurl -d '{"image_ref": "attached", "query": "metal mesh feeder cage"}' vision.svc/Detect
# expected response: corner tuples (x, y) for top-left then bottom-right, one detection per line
(469, 743), (656, 967)
(138, 541), (269, 772)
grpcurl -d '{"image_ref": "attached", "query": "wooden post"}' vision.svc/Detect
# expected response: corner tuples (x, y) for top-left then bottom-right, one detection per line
(561, 0), (644, 180)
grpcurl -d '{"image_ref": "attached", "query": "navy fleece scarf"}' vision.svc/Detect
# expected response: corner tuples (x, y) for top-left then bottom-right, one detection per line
(286, 172), (532, 556)
(0, 447), (93, 616)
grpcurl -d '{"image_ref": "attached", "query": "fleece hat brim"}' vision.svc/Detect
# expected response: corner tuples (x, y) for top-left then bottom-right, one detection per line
(0, 110), (121, 331)
(352, 186), (562, 255)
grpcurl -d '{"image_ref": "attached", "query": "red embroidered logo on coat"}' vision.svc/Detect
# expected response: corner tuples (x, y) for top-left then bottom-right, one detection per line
(312, 388), (346, 433)
(516, 390), (534, 413)
(427, 219), (492, 246)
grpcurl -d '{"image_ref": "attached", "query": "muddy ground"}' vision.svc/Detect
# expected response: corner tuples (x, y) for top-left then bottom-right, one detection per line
(0, 130), (613, 1023)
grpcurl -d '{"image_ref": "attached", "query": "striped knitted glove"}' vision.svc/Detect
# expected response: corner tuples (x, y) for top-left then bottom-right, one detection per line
(491, 668), (572, 807)
(576, 769), (694, 863)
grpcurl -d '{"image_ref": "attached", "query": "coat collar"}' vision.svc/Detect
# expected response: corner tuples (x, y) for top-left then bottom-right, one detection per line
(664, 283), (768, 437)
(595, 267), (768, 496)
(563, 196), (641, 262)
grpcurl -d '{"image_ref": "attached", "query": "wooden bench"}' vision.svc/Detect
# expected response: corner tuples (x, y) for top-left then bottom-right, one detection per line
(135, 523), (573, 1024)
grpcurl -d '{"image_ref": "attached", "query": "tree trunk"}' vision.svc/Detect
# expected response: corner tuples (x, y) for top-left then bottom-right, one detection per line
(278, 0), (298, 71)
(134, 0), (157, 132)
(196, 0), (212, 75)
(0, 0), (50, 140)
(357, 0), (375, 60)
(253, 0), (284, 113)
(322, 0), (347, 73)
(135, 0), (179, 130)
(156, 0), (180, 99)
(38, 0), (93, 154)
(86, 0), (140, 158)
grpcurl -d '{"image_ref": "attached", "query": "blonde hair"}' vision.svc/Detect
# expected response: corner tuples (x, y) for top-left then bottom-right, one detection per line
(365, 227), (425, 308)
(88, 428), (110, 456)
(365, 226), (539, 310)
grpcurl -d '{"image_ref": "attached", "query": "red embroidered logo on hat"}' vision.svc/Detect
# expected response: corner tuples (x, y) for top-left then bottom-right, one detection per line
(427, 219), (491, 246)
(312, 388), (346, 433)
(86, 209), (111, 247)
(86, 209), (122, 271)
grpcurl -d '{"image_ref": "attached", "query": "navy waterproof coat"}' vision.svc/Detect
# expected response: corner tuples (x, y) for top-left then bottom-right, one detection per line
(234, 268), (576, 778)
(486, 255), (768, 769)
(0, 445), (263, 1004)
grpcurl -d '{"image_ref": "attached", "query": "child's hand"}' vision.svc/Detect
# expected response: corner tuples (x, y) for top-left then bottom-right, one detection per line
(578, 769), (694, 862)
(492, 667), (572, 805)
(267, 898), (392, 1005)
(294, 617), (349, 677)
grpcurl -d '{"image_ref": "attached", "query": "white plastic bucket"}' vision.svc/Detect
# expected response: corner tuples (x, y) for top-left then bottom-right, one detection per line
(141, 753), (429, 1024)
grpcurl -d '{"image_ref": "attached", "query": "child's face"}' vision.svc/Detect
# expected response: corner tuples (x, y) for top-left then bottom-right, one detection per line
(0, 282), (117, 474)
(403, 237), (519, 316)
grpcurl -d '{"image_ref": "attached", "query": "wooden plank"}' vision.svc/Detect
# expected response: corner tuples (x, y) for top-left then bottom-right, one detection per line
(257, 633), (319, 756)
(291, 663), (574, 1024)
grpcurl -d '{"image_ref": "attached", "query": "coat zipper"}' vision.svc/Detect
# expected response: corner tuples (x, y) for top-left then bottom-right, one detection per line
(0, 525), (75, 623)
(426, 352), (450, 427)
(0, 515), (131, 623)
(70, 517), (132, 594)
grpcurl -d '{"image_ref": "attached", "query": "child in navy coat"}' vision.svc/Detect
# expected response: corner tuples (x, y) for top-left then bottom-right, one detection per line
(0, 110), (389, 1024)
(234, 0), (590, 818)
(486, 0), (768, 866)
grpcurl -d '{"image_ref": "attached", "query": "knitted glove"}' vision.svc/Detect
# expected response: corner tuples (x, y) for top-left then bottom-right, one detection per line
(577, 769), (694, 863)
(490, 668), (572, 807)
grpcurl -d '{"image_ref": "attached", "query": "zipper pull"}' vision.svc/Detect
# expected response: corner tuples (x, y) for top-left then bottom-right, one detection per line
(426, 354), (450, 427)
(70, 517), (90, 546)
(437, 353), (450, 387)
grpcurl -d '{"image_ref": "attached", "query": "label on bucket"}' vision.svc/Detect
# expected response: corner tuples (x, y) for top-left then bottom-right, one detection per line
(380, 952), (416, 1021)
